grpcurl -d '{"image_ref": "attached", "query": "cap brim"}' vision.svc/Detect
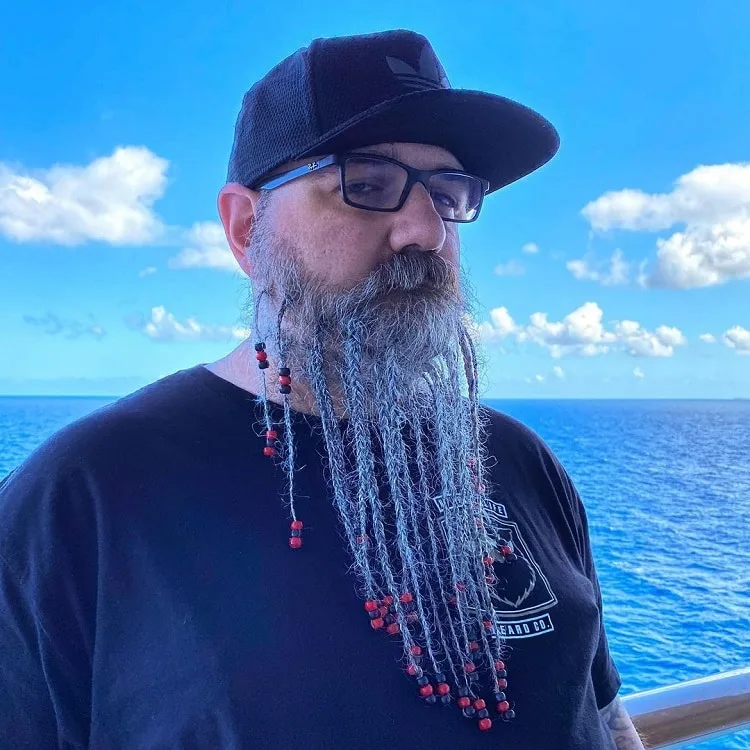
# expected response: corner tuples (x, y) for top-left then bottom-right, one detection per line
(296, 89), (559, 194)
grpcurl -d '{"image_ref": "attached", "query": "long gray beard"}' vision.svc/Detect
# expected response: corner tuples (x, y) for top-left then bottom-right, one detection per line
(250, 237), (509, 702)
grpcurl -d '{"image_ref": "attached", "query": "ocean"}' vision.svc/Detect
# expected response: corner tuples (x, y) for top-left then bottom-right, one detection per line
(1, 392), (748, 749)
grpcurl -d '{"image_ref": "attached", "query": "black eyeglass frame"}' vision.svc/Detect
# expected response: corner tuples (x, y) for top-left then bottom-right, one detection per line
(254, 152), (490, 223)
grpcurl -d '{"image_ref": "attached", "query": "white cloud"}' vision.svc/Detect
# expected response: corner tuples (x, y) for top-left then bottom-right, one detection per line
(633, 367), (645, 379)
(139, 266), (157, 278)
(699, 333), (716, 344)
(582, 163), (750, 289)
(567, 249), (630, 286)
(135, 306), (250, 342)
(553, 366), (565, 379)
(722, 325), (750, 355)
(534, 374), (545, 383)
(480, 301), (686, 358)
(23, 312), (106, 339)
(493, 259), (525, 276)
(522, 242), (539, 254)
(168, 221), (238, 272)
(0, 147), (168, 245)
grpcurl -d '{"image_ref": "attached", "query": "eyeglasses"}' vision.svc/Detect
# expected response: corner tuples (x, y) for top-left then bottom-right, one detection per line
(255, 152), (490, 223)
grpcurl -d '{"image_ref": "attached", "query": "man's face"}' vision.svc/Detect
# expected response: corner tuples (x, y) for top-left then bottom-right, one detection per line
(254, 142), (463, 291)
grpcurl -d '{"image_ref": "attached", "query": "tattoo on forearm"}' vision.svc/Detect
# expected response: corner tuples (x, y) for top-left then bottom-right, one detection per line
(600, 697), (648, 749)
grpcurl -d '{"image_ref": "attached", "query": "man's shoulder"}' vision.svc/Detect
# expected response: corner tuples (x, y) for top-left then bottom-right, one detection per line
(0, 367), (206, 520)
(479, 403), (553, 460)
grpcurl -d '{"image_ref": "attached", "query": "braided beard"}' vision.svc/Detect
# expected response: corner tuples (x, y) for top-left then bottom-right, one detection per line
(248, 221), (510, 708)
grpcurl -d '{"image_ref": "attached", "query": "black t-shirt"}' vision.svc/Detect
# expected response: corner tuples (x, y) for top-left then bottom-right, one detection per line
(0, 365), (621, 749)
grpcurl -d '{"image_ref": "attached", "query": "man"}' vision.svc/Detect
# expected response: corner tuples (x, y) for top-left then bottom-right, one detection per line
(0, 30), (646, 749)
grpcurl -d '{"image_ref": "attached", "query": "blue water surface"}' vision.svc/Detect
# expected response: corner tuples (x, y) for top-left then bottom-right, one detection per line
(1, 394), (748, 749)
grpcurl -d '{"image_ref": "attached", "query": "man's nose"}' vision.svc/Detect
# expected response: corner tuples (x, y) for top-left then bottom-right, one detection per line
(388, 181), (447, 254)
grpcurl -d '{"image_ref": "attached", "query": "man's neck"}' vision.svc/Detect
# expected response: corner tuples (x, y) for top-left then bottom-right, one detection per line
(205, 339), (346, 417)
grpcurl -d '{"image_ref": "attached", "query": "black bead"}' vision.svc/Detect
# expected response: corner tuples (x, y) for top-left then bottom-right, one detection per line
(258, 360), (270, 370)
(457, 687), (470, 697)
(279, 385), (292, 395)
(424, 694), (437, 705)
(503, 709), (516, 721)
(496, 669), (507, 678)
(477, 708), (489, 719)
(385, 614), (396, 625)
(494, 691), (506, 702)
(368, 611), (380, 620)
(434, 672), (446, 683)
(279, 367), (291, 376)
(417, 676), (429, 687)
(507, 553), (517, 562)
(254, 342), (265, 351)
(290, 530), (301, 537)
(439, 695), (452, 706)
(462, 707), (476, 719)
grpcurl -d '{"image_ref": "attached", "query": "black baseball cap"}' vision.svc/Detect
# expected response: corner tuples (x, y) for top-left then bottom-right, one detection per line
(227, 29), (559, 195)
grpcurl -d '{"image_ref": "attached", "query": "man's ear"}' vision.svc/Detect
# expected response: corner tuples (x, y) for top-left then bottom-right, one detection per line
(217, 183), (263, 276)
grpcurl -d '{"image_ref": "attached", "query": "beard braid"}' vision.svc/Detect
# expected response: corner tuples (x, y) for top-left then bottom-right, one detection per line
(247, 220), (511, 708)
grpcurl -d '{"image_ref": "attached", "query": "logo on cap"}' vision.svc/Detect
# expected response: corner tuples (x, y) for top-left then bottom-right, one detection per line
(386, 46), (450, 91)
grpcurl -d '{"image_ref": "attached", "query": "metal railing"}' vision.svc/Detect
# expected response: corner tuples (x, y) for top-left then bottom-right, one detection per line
(622, 666), (750, 748)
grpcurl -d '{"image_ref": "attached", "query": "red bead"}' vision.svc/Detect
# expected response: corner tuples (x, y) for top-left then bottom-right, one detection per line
(255, 351), (267, 362)
(497, 700), (510, 712)
(399, 592), (413, 603)
(469, 641), (480, 652)
(263, 446), (276, 457)
(266, 429), (277, 439)
(473, 698), (486, 710)
(485, 575), (496, 585)
(501, 545), (512, 555)
(464, 662), (476, 674)
(419, 685), (433, 697)
(456, 582), (467, 592)
(381, 595), (394, 606)
(406, 612), (419, 624)
(290, 520), (303, 530)
(436, 683), (450, 696)
(497, 678), (508, 689)
(386, 623), (400, 635)
(278, 375), (292, 386)
(378, 606), (388, 617)
(478, 718), (492, 731)
(289, 537), (302, 549)
(410, 645), (422, 656)
(406, 663), (419, 676)
(495, 660), (506, 671)
(483, 619), (493, 630)
(483, 555), (494, 565)
(457, 696), (471, 709)
(364, 600), (378, 612)
(370, 617), (384, 630)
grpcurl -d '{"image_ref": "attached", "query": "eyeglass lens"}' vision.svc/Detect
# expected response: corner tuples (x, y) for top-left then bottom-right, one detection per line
(343, 157), (483, 221)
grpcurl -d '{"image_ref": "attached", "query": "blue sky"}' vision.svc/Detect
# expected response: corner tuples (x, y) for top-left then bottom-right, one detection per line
(1, 0), (748, 398)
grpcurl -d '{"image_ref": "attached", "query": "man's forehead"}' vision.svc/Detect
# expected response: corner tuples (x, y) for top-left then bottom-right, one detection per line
(279, 142), (464, 174)
(353, 143), (464, 170)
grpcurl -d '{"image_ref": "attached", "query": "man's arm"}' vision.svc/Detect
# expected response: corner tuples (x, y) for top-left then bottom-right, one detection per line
(600, 696), (648, 749)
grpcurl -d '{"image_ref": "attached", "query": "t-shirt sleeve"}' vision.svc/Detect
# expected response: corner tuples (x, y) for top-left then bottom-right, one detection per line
(557, 461), (623, 710)
(0, 446), (97, 748)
